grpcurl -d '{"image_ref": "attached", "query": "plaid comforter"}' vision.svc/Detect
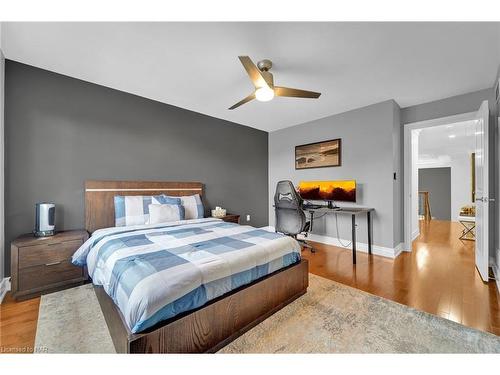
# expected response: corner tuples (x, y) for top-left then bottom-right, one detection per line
(72, 218), (301, 333)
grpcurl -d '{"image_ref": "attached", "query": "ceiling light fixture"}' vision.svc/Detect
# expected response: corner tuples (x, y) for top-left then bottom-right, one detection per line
(255, 86), (275, 102)
(228, 56), (321, 109)
(448, 134), (456, 138)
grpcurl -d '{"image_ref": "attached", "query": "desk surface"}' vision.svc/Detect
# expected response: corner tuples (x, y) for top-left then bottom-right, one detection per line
(303, 205), (374, 215)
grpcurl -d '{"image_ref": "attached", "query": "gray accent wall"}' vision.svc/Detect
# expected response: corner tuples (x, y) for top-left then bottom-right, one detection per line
(418, 167), (452, 221)
(401, 88), (498, 260)
(269, 100), (401, 249)
(496, 64), (500, 272)
(4, 61), (269, 276)
(0, 48), (4, 284)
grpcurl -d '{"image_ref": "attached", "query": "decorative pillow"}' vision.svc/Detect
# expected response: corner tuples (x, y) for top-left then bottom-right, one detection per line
(164, 194), (204, 220)
(114, 195), (182, 227)
(148, 204), (185, 224)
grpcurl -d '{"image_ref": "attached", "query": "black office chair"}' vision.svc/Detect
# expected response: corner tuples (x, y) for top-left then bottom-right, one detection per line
(274, 180), (314, 253)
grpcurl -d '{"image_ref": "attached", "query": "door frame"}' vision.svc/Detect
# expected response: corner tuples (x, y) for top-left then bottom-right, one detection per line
(403, 111), (477, 251)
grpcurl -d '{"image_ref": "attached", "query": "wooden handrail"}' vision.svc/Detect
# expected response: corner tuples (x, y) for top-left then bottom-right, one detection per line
(419, 191), (432, 221)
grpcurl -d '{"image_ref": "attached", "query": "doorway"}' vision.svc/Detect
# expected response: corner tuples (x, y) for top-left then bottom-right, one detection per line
(403, 102), (491, 282)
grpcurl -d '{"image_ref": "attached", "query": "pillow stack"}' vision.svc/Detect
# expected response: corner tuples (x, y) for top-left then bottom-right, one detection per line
(166, 194), (204, 220)
(114, 194), (204, 227)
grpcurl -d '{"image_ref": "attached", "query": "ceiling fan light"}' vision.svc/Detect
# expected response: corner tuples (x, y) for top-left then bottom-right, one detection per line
(255, 86), (275, 102)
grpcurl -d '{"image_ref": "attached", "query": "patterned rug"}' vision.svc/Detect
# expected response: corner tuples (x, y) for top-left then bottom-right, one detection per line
(35, 274), (500, 353)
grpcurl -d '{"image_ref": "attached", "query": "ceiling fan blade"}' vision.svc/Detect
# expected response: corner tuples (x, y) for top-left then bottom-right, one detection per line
(274, 86), (321, 99)
(238, 56), (270, 88)
(228, 92), (256, 110)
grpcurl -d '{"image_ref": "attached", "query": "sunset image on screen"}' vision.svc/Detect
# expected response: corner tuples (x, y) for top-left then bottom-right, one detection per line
(298, 180), (356, 202)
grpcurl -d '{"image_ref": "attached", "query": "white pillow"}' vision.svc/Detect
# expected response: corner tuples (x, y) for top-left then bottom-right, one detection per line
(114, 195), (169, 227)
(179, 194), (204, 219)
(148, 204), (185, 224)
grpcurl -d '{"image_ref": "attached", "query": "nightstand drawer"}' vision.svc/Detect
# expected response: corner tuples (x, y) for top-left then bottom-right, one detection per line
(18, 260), (83, 291)
(18, 239), (82, 269)
(215, 214), (240, 224)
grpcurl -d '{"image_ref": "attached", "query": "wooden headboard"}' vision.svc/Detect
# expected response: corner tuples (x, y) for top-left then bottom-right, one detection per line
(85, 180), (204, 233)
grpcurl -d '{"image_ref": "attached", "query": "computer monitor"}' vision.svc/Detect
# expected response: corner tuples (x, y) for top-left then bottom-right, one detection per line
(298, 180), (356, 205)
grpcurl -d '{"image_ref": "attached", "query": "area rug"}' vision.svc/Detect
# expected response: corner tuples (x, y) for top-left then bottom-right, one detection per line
(35, 274), (500, 353)
(34, 284), (115, 353)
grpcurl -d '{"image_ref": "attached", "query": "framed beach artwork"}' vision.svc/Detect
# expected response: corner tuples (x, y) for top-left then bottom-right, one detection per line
(295, 138), (341, 169)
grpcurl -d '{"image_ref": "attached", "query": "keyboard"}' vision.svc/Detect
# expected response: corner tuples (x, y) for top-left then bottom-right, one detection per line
(303, 203), (326, 209)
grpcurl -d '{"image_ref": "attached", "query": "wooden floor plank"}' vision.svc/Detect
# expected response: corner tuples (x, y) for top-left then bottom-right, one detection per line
(302, 219), (500, 336)
(0, 293), (40, 353)
(0, 219), (498, 354)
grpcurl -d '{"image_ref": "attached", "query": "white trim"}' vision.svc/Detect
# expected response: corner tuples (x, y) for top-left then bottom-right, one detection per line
(411, 227), (420, 242)
(0, 277), (10, 304)
(393, 242), (405, 258)
(493, 249), (500, 295)
(298, 233), (403, 259)
(261, 225), (403, 259)
(86, 188), (202, 192)
(403, 111), (476, 251)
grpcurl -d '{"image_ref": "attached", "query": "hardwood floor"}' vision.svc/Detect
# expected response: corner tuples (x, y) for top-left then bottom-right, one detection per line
(0, 293), (40, 353)
(302, 219), (500, 335)
(0, 219), (498, 354)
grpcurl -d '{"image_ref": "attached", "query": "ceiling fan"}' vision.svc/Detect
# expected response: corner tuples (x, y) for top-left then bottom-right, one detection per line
(229, 56), (321, 110)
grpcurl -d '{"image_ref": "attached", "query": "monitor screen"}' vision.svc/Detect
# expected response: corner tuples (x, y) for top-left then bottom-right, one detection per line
(298, 180), (356, 202)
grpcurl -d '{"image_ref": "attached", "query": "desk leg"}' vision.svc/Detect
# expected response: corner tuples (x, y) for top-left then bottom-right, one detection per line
(352, 214), (356, 264)
(367, 211), (372, 255)
(309, 211), (314, 233)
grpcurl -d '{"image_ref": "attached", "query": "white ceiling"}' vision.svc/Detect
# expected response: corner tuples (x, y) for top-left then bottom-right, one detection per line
(2, 22), (500, 132)
(418, 120), (476, 165)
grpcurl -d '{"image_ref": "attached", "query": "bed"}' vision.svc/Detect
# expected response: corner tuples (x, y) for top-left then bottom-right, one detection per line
(77, 180), (309, 353)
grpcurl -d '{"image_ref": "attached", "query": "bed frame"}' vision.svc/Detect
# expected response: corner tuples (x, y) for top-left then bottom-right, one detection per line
(85, 180), (309, 353)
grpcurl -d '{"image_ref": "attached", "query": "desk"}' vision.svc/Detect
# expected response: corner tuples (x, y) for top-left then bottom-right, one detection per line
(303, 205), (375, 264)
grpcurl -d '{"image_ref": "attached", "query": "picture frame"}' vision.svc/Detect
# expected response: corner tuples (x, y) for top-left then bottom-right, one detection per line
(295, 138), (342, 169)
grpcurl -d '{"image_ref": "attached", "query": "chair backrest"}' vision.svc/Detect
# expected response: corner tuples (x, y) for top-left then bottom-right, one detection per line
(274, 180), (306, 235)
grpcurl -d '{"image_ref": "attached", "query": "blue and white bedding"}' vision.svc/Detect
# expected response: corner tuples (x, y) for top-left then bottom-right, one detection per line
(114, 195), (183, 227)
(72, 218), (301, 333)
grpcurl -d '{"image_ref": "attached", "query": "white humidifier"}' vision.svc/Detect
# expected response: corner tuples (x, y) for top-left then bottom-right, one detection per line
(34, 203), (56, 237)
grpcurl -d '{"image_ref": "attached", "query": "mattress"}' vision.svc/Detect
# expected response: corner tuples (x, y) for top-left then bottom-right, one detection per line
(72, 218), (301, 333)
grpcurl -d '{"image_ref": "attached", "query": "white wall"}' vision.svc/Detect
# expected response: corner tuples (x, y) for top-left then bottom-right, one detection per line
(450, 155), (474, 220)
(411, 130), (420, 240)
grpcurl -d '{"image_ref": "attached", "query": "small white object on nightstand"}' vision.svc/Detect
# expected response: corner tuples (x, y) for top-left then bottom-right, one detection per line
(212, 206), (227, 218)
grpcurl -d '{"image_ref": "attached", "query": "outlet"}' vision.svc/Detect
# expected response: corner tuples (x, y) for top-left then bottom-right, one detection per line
(246, 214), (251, 222)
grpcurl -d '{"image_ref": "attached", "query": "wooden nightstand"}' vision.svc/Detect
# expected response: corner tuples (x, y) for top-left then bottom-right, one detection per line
(10, 230), (89, 300)
(216, 214), (240, 224)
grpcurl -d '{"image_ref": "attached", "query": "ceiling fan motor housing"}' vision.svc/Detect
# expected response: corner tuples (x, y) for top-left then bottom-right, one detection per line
(257, 59), (273, 71)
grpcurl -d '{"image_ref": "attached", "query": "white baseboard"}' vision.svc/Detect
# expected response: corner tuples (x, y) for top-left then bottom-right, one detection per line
(299, 233), (403, 259)
(411, 228), (420, 241)
(0, 277), (11, 304)
(260, 226), (403, 259)
(393, 242), (405, 258)
(492, 249), (500, 295)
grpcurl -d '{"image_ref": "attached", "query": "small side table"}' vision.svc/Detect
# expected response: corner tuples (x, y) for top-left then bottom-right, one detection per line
(213, 214), (240, 224)
(458, 215), (475, 241)
(10, 230), (89, 300)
